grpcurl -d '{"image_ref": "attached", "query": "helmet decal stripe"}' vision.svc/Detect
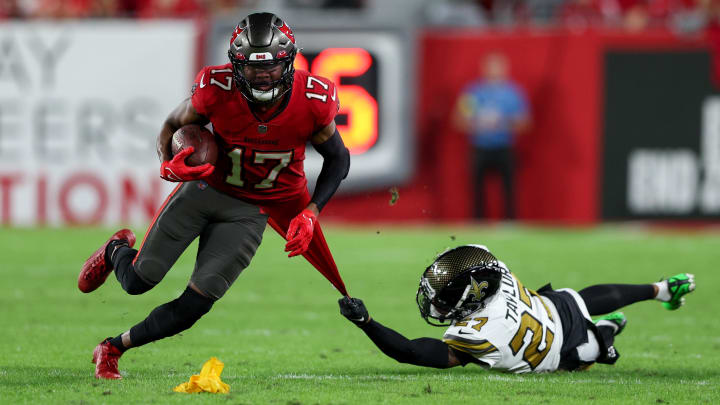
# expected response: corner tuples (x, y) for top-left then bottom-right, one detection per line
(230, 27), (244, 46)
(278, 22), (296, 44)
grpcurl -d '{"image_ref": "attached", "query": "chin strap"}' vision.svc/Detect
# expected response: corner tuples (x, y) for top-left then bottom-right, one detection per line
(446, 284), (472, 320)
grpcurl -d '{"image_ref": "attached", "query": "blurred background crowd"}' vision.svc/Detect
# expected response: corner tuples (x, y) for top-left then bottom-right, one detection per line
(1, 0), (720, 35)
(2, 0), (719, 226)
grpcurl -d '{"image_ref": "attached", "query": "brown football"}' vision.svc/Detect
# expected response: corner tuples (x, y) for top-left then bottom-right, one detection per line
(171, 125), (218, 166)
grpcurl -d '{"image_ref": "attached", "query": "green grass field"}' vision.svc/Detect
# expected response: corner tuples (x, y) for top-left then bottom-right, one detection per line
(1, 225), (718, 404)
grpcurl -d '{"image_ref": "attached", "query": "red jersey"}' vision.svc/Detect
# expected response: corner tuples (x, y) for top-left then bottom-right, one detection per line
(190, 64), (339, 204)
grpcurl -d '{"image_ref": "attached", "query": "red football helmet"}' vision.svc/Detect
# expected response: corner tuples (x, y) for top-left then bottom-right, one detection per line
(228, 12), (298, 104)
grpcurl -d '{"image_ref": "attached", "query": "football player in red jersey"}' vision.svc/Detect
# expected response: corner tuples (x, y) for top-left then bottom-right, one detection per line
(78, 12), (351, 379)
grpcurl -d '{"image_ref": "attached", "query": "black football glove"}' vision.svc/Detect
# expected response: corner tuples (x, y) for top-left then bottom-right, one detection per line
(338, 297), (371, 327)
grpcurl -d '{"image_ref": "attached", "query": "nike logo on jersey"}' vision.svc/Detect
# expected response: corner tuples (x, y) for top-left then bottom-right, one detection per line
(200, 73), (206, 88)
(457, 329), (474, 335)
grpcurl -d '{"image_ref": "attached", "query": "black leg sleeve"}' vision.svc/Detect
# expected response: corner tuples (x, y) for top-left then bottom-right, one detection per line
(128, 287), (214, 348)
(358, 319), (456, 369)
(578, 284), (655, 315)
(112, 246), (154, 295)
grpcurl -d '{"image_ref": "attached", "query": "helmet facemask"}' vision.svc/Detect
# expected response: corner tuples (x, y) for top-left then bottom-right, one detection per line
(416, 276), (458, 327)
(231, 58), (295, 103)
(416, 245), (505, 327)
(228, 12), (298, 104)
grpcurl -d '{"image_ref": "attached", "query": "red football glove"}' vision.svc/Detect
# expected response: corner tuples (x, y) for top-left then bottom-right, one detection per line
(160, 147), (215, 182)
(285, 208), (317, 257)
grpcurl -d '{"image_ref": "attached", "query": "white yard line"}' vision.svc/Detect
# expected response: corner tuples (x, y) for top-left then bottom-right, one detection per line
(271, 373), (713, 386)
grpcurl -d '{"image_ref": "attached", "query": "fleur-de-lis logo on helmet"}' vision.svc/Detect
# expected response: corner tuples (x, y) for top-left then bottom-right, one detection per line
(468, 277), (489, 302)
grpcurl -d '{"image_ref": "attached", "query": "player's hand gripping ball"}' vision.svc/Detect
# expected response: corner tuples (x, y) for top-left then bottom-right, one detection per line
(161, 125), (218, 182)
(171, 125), (218, 166)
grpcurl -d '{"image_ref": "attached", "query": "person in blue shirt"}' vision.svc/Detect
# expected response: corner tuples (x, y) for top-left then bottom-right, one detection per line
(453, 52), (531, 220)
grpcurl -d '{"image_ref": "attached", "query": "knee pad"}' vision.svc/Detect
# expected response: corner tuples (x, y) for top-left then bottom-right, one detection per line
(191, 274), (233, 301)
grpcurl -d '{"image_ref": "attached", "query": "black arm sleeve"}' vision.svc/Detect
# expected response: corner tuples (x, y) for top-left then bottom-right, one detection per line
(358, 319), (464, 369)
(311, 128), (350, 211)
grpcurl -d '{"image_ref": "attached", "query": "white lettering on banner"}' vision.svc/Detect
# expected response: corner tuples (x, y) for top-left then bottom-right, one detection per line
(0, 35), (31, 91)
(626, 96), (720, 216)
(0, 32), (70, 89)
(31, 33), (71, 88)
(0, 21), (194, 225)
(700, 167), (720, 212)
(0, 171), (165, 225)
(627, 150), (698, 214)
(700, 97), (720, 213)
(0, 98), (159, 164)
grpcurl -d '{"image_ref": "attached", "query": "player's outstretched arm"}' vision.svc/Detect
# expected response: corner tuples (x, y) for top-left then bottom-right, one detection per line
(338, 297), (469, 369)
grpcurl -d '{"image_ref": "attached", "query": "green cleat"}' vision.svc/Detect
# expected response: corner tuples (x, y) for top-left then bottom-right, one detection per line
(661, 273), (696, 310)
(594, 312), (627, 336)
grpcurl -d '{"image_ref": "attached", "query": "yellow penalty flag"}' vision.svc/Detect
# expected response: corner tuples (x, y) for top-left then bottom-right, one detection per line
(173, 357), (230, 394)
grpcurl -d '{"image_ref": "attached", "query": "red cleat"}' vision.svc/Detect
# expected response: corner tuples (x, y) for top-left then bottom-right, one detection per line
(78, 229), (136, 293)
(92, 338), (123, 379)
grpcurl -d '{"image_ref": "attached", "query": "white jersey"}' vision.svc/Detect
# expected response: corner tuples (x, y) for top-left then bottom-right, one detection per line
(442, 264), (563, 373)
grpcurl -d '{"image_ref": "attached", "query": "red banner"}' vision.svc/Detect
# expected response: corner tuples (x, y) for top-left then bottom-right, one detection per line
(324, 28), (708, 224)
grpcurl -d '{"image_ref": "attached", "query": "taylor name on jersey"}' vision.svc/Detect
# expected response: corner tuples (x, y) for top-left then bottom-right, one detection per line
(190, 65), (339, 204)
(442, 264), (563, 373)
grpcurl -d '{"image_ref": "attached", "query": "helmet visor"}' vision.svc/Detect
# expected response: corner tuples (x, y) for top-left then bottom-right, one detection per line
(416, 278), (454, 327)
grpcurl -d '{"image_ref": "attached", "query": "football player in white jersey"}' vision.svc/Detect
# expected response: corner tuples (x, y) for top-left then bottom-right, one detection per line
(338, 245), (695, 373)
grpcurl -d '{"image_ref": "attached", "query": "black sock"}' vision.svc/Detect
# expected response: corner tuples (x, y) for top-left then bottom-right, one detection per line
(105, 240), (129, 265)
(578, 284), (655, 315)
(109, 335), (127, 353)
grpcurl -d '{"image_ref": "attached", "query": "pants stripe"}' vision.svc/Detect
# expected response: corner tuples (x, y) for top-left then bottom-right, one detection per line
(133, 183), (183, 266)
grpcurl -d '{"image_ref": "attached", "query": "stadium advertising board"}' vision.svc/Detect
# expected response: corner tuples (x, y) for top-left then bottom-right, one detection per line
(0, 21), (195, 226)
(602, 51), (720, 219)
